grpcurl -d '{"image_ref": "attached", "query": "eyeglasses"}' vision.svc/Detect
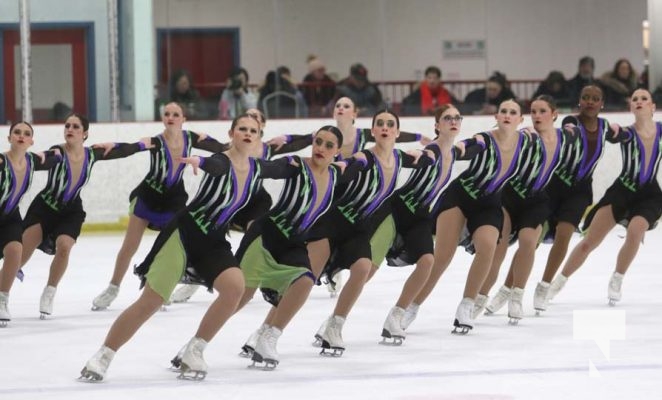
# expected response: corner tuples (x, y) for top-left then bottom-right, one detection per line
(64, 123), (81, 129)
(441, 115), (463, 122)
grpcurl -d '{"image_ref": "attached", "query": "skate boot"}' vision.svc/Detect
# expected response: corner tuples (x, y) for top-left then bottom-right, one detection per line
(452, 298), (474, 334)
(533, 281), (550, 315)
(0, 291), (10, 327)
(39, 285), (57, 319)
(91, 284), (119, 311)
(472, 294), (488, 319)
(320, 315), (346, 356)
(547, 275), (568, 303)
(313, 316), (331, 347)
(240, 323), (267, 358)
(484, 286), (511, 315)
(79, 345), (115, 382)
(170, 284), (200, 303)
(401, 303), (419, 331)
(178, 337), (208, 380)
(380, 306), (406, 345)
(250, 326), (281, 370)
(607, 272), (624, 306)
(327, 271), (343, 298)
(508, 287), (525, 325)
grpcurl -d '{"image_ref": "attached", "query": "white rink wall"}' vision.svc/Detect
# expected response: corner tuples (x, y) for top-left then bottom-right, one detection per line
(9, 112), (662, 224)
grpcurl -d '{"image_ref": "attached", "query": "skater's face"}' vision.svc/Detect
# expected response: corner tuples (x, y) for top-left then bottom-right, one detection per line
(578, 86), (603, 118)
(8, 122), (34, 150)
(333, 97), (357, 124)
(371, 111), (400, 144)
(312, 129), (340, 166)
(162, 103), (186, 128)
(495, 100), (523, 131)
(435, 107), (462, 138)
(630, 89), (656, 117)
(228, 116), (260, 149)
(530, 100), (557, 131)
(64, 115), (88, 144)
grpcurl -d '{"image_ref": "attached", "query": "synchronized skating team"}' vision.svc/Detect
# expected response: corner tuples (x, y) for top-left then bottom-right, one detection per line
(0, 85), (659, 382)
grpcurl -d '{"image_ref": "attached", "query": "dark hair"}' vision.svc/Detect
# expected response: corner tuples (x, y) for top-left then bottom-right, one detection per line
(488, 71), (508, 88)
(372, 109), (400, 129)
(532, 94), (558, 112)
(230, 67), (249, 82)
(580, 84), (604, 99)
(579, 56), (595, 69)
(230, 113), (260, 131)
(66, 112), (90, 132)
(497, 98), (522, 115)
(9, 120), (34, 135)
(316, 125), (343, 148)
(424, 66), (442, 78)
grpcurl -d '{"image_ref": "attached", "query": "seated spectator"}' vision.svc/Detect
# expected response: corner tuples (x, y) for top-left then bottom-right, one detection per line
(258, 66), (308, 119)
(334, 63), (384, 116)
(218, 67), (258, 120)
(600, 58), (638, 110)
(301, 55), (336, 117)
(401, 66), (458, 116)
(463, 71), (517, 115)
(168, 69), (203, 119)
(567, 56), (596, 106)
(532, 70), (571, 108)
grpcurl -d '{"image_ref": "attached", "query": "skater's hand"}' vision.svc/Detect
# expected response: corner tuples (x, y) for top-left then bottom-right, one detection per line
(178, 156), (201, 175)
(92, 142), (116, 156)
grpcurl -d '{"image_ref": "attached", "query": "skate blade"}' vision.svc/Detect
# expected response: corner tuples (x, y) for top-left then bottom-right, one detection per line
(39, 312), (49, 320)
(508, 317), (521, 325)
(319, 342), (344, 357)
(379, 337), (404, 346)
(91, 306), (108, 311)
(177, 370), (207, 381)
(78, 368), (103, 383)
(248, 357), (278, 370)
(379, 329), (404, 346)
(0, 320), (8, 328)
(451, 319), (472, 335)
(608, 299), (618, 307)
(483, 309), (494, 316)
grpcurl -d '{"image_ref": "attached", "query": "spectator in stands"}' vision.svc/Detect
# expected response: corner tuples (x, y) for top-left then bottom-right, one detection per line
(258, 66), (307, 118)
(301, 55), (336, 117)
(532, 70), (571, 108)
(401, 66), (458, 116)
(567, 56), (596, 107)
(463, 71), (516, 115)
(218, 67), (258, 120)
(600, 58), (638, 110)
(334, 63), (384, 116)
(169, 69), (203, 120)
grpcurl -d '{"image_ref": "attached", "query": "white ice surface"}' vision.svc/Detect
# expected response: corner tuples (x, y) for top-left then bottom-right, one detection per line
(1, 228), (660, 400)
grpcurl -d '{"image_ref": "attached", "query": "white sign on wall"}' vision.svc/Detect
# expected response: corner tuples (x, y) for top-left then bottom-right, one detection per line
(442, 40), (486, 59)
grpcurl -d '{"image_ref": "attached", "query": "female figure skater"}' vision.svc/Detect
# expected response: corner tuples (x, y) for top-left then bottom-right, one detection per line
(79, 114), (303, 382)
(0, 122), (61, 326)
(92, 101), (227, 310)
(18, 113), (153, 319)
(548, 89), (660, 305)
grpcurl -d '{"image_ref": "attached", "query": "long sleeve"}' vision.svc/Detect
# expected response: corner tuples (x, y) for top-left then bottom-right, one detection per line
(271, 133), (313, 155)
(93, 141), (149, 160)
(191, 131), (229, 153)
(31, 151), (62, 170)
(198, 153), (232, 176)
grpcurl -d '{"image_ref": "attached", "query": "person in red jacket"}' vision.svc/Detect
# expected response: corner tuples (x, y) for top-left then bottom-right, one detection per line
(402, 66), (457, 116)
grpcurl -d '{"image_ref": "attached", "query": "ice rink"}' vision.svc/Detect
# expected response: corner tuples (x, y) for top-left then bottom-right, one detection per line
(1, 228), (660, 400)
